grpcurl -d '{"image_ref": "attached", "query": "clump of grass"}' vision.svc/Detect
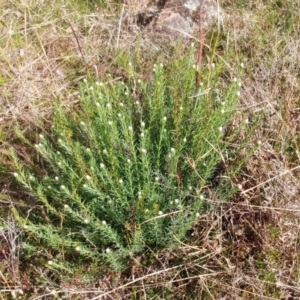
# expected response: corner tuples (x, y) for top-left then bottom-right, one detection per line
(9, 47), (250, 272)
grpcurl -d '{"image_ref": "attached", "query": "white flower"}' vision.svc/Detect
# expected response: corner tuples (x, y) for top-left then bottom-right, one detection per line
(211, 63), (215, 68)
(135, 101), (140, 105)
(245, 118), (249, 124)
(155, 176), (159, 182)
(102, 220), (107, 225)
(188, 186), (192, 191)
(106, 103), (111, 108)
(13, 172), (18, 177)
(124, 91), (129, 96)
(221, 109), (225, 114)
(196, 212), (200, 218)
(127, 159), (131, 163)
(237, 91), (241, 97)
(141, 132), (144, 137)
(141, 148), (146, 154)
(84, 218), (89, 224)
(200, 194), (204, 200)
(58, 138), (62, 143)
(237, 184), (243, 190)
(86, 148), (91, 152)
(118, 113), (122, 117)
(57, 151), (61, 155)
(183, 137), (187, 143)
(47, 185), (51, 189)
(83, 78), (87, 83)
(89, 86), (94, 90)
(119, 102), (124, 107)
(137, 79), (142, 83)
(141, 121), (145, 127)
(174, 199), (179, 204)
(163, 116), (167, 121)
(221, 101), (225, 106)
(218, 126), (223, 132)
(80, 121), (85, 126)
(55, 176), (59, 181)
(64, 204), (69, 209)
(170, 148), (175, 153)
(238, 82), (242, 87)
(240, 62), (245, 68)
(47, 261), (53, 265)
(160, 63), (164, 67)
(158, 211), (163, 215)
(257, 140), (262, 145)
(128, 126), (133, 131)
(60, 185), (66, 190)
(58, 162), (62, 166)
(96, 102), (100, 107)
(86, 175), (91, 180)
(108, 121), (112, 125)
(106, 248), (111, 253)
(179, 106), (183, 111)
(128, 62), (132, 66)
(192, 64), (197, 69)
(75, 246), (80, 251)
(191, 42), (195, 47)
(233, 77), (237, 82)
(100, 163), (105, 169)
(119, 179), (123, 184)
(39, 134), (44, 139)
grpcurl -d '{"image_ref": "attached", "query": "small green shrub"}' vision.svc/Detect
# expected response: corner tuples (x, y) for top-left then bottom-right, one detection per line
(10, 48), (247, 271)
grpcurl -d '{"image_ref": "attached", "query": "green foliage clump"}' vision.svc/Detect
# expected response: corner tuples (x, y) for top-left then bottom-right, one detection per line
(10, 48), (246, 270)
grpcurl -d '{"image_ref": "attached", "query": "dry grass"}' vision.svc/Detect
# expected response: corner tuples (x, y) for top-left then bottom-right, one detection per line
(1, 0), (300, 299)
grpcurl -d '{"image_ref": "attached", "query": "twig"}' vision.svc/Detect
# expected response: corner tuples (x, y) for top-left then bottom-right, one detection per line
(241, 164), (300, 195)
(66, 18), (88, 68)
(116, 4), (125, 48)
(195, 0), (206, 87)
